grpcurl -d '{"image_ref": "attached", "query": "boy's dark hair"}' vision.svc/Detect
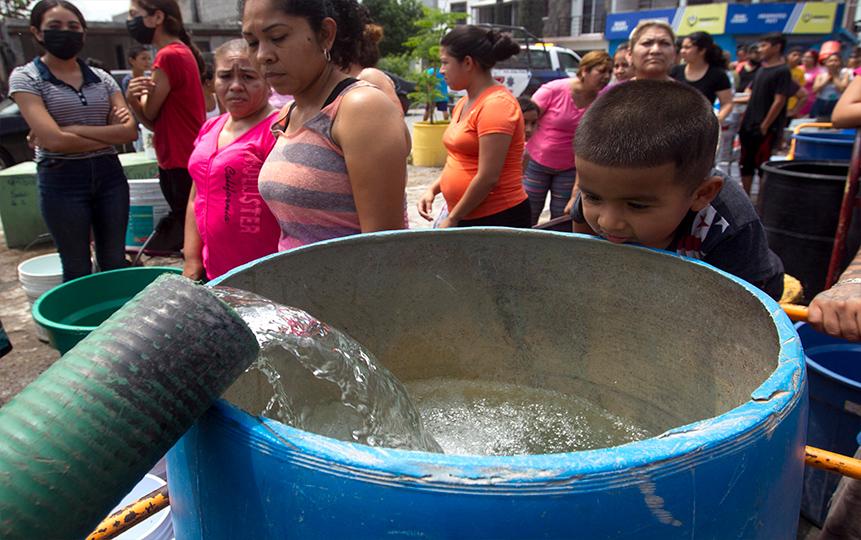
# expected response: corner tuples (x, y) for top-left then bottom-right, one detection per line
(574, 80), (718, 190)
(517, 96), (539, 115)
(127, 44), (149, 60)
(787, 45), (805, 55)
(761, 32), (787, 53)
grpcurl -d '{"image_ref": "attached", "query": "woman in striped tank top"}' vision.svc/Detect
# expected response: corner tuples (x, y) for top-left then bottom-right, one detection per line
(241, 0), (410, 251)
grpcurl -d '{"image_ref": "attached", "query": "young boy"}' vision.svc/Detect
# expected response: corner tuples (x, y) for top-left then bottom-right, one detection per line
(518, 96), (540, 142)
(570, 80), (784, 300)
(121, 45), (152, 95)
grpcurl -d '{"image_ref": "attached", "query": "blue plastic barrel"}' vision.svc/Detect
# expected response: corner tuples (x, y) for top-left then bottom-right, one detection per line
(168, 230), (807, 539)
(793, 129), (855, 161)
(796, 322), (861, 527)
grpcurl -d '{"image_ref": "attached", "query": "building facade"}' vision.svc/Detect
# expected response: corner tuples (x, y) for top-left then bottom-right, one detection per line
(444, 0), (853, 56)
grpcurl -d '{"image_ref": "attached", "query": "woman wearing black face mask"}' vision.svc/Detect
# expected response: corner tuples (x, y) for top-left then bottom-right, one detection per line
(9, 0), (138, 282)
(125, 0), (206, 254)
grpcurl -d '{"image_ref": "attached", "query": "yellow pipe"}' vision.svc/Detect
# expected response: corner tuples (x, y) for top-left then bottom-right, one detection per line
(783, 304), (809, 322)
(806, 446), (861, 480)
(86, 484), (169, 540)
(787, 122), (834, 160)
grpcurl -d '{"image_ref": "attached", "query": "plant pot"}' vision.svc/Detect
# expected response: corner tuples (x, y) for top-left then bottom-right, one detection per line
(412, 121), (450, 167)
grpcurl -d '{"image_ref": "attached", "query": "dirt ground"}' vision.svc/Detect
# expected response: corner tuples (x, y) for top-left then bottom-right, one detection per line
(0, 163), (441, 407)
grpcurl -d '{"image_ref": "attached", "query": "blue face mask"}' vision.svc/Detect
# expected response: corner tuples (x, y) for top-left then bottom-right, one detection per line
(40, 29), (84, 60)
(127, 15), (155, 45)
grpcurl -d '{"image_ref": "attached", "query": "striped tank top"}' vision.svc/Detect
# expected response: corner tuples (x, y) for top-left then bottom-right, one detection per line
(259, 80), (370, 251)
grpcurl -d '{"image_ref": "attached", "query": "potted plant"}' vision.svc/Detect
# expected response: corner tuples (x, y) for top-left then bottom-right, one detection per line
(405, 8), (465, 167)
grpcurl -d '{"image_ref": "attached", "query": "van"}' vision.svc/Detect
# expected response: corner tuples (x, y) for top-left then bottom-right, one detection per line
(493, 43), (581, 97)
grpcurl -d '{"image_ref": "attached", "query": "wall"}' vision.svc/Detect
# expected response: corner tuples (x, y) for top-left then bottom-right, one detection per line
(1, 19), (242, 73)
(178, 0), (240, 23)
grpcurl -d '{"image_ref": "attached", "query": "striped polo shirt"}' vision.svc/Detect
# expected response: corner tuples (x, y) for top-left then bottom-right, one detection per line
(9, 57), (121, 162)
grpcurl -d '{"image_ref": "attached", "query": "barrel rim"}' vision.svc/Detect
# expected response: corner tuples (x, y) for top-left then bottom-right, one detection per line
(760, 160), (848, 181)
(208, 228), (805, 486)
(31, 266), (182, 333)
(792, 134), (854, 146)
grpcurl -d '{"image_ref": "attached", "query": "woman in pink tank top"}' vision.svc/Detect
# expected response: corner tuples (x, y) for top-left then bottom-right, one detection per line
(242, 0), (409, 250)
(184, 39), (280, 280)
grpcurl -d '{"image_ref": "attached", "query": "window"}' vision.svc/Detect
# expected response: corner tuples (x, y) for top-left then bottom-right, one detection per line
(475, 2), (513, 25)
(496, 49), (552, 70)
(477, 5), (495, 24)
(558, 52), (579, 72)
(450, 2), (467, 12)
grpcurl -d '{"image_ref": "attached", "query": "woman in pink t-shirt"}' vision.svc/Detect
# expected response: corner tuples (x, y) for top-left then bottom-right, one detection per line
(183, 40), (280, 280)
(524, 51), (611, 224)
(799, 49), (823, 118)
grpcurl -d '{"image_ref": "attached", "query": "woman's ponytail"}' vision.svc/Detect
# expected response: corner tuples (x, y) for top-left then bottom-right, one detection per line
(178, 25), (206, 78)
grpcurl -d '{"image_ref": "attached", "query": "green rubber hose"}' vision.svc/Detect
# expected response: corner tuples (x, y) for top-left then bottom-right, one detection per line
(0, 274), (259, 539)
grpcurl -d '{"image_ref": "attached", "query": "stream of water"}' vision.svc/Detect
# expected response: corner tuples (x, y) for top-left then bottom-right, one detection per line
(215, 287), (653, 456)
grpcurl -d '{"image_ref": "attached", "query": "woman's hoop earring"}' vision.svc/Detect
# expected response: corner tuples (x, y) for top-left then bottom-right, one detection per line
(323, 48), (332, 62)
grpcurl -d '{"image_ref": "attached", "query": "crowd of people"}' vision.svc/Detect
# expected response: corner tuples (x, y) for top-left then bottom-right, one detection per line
(7, 0), (861, 314)
(8, 0), (861, 306)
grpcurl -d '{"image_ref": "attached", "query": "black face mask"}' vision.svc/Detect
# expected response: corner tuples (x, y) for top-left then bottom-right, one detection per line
(40, 30), (84, 60)
(127, 16), (155, 45)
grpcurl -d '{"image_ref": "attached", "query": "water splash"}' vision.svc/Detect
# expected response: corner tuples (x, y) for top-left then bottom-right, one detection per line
(406, 378), (653, 455)
(213, 286), (442, 453)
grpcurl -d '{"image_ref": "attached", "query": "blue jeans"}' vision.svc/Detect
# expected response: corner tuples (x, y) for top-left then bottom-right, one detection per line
(523, 159), (576, 225)
(37, 154), (130, 282)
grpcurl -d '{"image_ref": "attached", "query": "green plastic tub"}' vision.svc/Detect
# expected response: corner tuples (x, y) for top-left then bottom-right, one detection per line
(32, 266), (182, 354)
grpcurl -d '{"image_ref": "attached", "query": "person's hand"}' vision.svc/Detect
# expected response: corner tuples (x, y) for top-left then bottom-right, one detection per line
(417, 190), (436, 221)
(808, 280), (861, 341)
(26, 130), (40, 150)
(109, 105), (132, 125)
(182, 258), (205, 281)
(437, 216), (458, 229)
(126, 76), (154, 105)
(759, 124), (769, 136)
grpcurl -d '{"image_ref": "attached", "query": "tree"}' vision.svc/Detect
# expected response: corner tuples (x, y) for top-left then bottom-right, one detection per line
(0, 0), (29, 19)
(404, 7), (466, 71)
(363, 0), (425, 58)
(405, 7), (466, 123)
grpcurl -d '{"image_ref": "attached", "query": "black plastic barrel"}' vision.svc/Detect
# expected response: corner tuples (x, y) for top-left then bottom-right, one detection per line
(759, 160), (850, 302)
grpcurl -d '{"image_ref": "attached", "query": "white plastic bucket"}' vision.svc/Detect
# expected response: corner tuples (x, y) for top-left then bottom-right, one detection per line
(108, 473), (172, 540)
(127, 179), (169, 251)
(17, 253), (63, 342)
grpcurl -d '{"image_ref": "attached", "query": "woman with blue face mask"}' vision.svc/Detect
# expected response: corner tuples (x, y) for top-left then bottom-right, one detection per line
(9, 0), (138, 282)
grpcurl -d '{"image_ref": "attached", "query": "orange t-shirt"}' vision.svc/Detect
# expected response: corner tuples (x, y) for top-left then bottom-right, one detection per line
(440, 86), (527, 220)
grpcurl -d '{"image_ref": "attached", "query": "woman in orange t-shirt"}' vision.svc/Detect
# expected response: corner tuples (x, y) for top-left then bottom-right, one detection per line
(417, 25), (530, 228)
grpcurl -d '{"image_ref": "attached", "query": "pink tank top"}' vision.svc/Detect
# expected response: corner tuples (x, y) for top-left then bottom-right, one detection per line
(187, 111), (281, 279)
